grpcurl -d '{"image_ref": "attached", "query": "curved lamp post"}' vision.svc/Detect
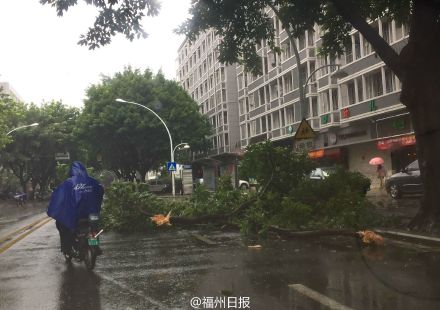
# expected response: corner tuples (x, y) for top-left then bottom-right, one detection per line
(173, 143), (190, 158)
(115, 98), (177, 196)
(6, 123), (39, 136)
(173, 143), (190, 195)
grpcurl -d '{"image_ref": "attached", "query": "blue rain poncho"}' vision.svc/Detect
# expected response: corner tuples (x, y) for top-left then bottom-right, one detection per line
(47, 161), (104, 231)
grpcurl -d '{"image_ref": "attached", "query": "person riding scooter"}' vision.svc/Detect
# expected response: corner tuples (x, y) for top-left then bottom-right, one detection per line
(47, 161), (104, 257)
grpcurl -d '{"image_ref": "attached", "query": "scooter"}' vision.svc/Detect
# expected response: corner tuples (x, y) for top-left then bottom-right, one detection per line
(64, 213), (103, 270)
(13, 192), (27, 206)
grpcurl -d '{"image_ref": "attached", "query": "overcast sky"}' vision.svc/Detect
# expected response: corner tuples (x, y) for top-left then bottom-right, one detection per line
(0, 0), (191, 107)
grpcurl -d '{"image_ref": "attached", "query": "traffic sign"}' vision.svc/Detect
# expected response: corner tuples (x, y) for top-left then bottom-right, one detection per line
(167, 162), (177, 172)
(294, 119), (315, 140)
(55, 152), (70, 160)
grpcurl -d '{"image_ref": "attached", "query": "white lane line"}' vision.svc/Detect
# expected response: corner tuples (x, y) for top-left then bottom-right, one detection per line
(289, 283), (354, 310)
(99, 274), (173, 309)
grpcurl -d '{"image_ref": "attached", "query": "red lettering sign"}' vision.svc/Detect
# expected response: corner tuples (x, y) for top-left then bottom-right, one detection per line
(342, 108), (350, 119)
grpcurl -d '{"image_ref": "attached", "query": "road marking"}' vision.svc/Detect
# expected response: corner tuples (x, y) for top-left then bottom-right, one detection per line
(288, 283), (354, 310)
(0, 217), (52, 254)
(0, 216), (50, 244)
(99, 274), (171, 309)
(374, 229), (440, 243)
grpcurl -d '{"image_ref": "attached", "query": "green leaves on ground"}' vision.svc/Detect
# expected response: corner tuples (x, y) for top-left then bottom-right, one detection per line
(102, 142), (379, 235)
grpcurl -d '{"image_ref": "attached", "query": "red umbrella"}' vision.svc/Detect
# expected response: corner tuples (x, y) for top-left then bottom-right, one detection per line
(369, 157), (384, 165)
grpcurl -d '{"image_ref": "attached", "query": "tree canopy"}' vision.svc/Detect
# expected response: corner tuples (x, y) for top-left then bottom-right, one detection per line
(0, 101), (80, 194)
(78, 67), (211, 181)
(40, 0), (161, 49)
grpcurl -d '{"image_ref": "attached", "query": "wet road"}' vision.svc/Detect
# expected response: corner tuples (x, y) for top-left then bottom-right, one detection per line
(0, 200), (48, 237)
(1, 220), (440, 310)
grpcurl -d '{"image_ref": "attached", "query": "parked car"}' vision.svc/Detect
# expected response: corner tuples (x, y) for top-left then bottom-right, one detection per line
(309, 167), (337, 180)
(385, 160), (423, 199)
(238, 180), (249, 189)
(193, 178), (249, 189)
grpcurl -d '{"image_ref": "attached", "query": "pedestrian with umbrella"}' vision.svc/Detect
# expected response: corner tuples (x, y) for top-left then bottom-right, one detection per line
(369, 157), (386, 188)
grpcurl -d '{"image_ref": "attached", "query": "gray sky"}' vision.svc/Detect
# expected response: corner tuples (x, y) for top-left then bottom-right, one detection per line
(0, 0), (191, 107)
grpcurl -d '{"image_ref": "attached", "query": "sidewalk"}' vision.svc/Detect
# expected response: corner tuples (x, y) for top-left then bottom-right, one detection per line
(366, 189), (440, 245)
(367, 188), (420, 223)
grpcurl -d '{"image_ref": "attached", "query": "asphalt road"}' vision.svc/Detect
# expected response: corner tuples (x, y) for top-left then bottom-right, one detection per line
(1, 219), (440, 310)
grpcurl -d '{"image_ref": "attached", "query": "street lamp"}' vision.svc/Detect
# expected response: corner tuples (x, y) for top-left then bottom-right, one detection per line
(115, 98), (177, 196)
(173, 143), (190, 156)
(173, 143), (190, 195)
(6, 123), (39, 136)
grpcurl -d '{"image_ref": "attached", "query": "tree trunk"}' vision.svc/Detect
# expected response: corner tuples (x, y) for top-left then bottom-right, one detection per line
(400, 0), (440, 231)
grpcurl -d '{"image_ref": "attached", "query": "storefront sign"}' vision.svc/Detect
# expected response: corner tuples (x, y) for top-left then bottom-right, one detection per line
(308, 148), (341, 159)
(308, 149), (324, 159)
(377, 134), (416, 150)
(338, 130), (367, 140)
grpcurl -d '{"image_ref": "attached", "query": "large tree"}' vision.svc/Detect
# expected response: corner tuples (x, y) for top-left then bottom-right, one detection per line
(0, 101), (80, 194)
(176, 0), (440, 231)
(78, 68), (211, 181)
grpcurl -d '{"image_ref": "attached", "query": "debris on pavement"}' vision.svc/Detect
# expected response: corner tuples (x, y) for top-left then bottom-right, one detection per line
(150, 211), (172, 226)
(357, 230), (385, 246)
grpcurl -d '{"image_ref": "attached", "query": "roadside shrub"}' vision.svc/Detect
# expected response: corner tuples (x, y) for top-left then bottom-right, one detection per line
(174, 175), (249, 217)
(239, 141), (315, 193)
(101, 182), (176, 231)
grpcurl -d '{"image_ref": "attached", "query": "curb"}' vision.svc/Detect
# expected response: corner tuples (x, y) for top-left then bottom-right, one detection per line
(375, 229), (440, 246)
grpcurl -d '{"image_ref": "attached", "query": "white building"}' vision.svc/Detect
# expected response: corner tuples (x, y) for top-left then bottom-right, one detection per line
(178, 13), (415, 189)
(0, 82), (23, 102)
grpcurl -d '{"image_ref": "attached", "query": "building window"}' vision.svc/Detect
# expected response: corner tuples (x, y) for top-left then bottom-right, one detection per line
(224, 133), (229, 146)
(365, 70), (383, 98)
(262, 116), (267, 133)
(240, 124), (247, 139)
(298, 33), (306, 51)
(354, 33), (361, 60)
(384, 67), (396, 93)
(285, 106), (294, 124)
(256, 118), (261, 135)
(319, 91), (330, 114)
(395, 22), (404, 41)
(223, 111), (228, 124)
(270, 81), (278, 100)
(280, 109), (285, 127)
(331, 89), (339, 111)
(281, 41), (292, 61)
(311, 97), (318, 117)
(239, 99), (245, 115)
(283, 73), (293, 93)
(307, 30), (314, 47)
(356, 77), (363, 102)
(345, 41), (353, 64)
(381, 20), (392, 44)
(272, 111), (280, 129)
(347, 81), (356, 105)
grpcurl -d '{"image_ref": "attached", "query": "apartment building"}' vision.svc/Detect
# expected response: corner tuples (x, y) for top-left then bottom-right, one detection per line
(178, 12), (415, 189)
(237, 10), (414, 188)
(177, 30), (241, 190)
(0, 81), (23, 102)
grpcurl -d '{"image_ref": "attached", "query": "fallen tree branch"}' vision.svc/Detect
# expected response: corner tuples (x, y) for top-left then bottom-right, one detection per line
(267, 225), (357, 238)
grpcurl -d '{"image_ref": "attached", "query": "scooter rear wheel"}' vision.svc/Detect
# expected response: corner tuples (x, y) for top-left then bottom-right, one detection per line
(85, 248), (96, 270)
(64, 252), (73, 263)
